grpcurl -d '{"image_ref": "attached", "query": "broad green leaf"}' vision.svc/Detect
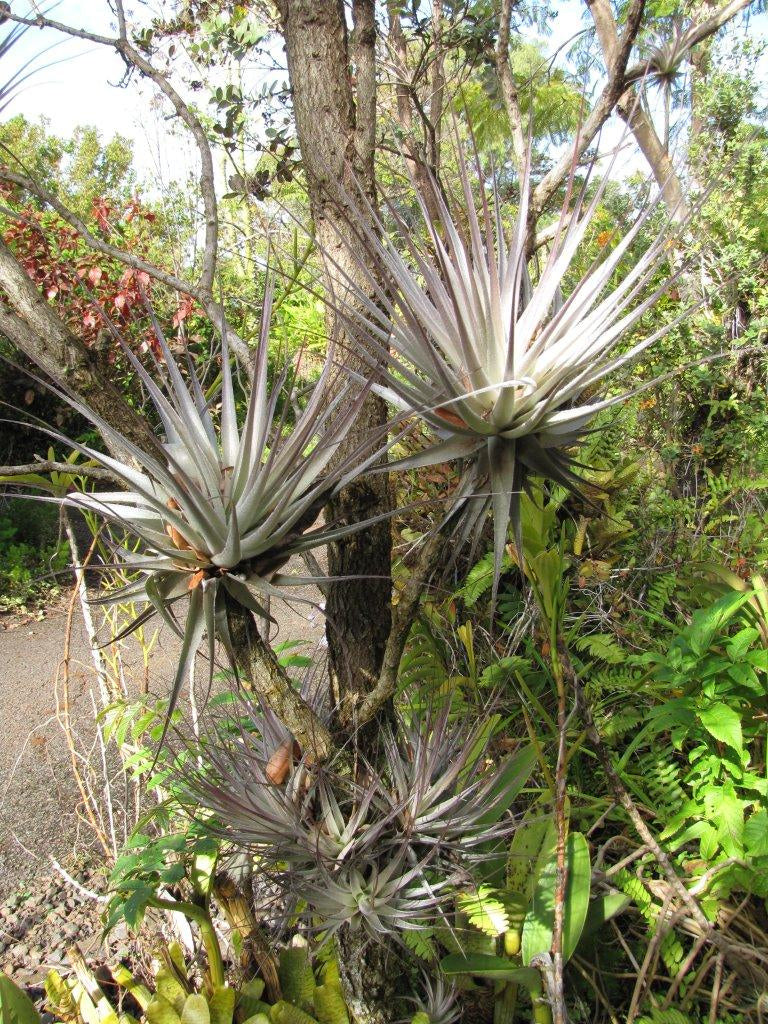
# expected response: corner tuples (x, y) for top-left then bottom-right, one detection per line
(521, 831), (591, 966)
(698, 702), (743, 751)
(744, 811), (768, 858)
(507, 816), (557, 902)
(145, 997), (182, 1024)
(180, 995), (210, 1024)
(476, 744), (537, 827)
(579, 892), (630, 943)
(439, 954), (541, 991)
(687, 592), (753, 656)
(191, 839), (218, 897)
(727, 627), (759, 660)
(110, 967), (151, 1012)
(0, 473), (58, 493)
(709, 782), (745, 857)
(0, 974), (41, 1024)
(155, 970), (186, 1015)
(479, 656), (529, 688)
(208, 988), (235, 1024)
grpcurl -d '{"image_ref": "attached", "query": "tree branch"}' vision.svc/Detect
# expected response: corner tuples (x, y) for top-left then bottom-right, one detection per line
(352, 0), (377, 189)
(354, 530), (449, 727)
(227, 601), (332, 762)
(0, 459), (119, 484)
(623, 0), (753, 83)
(0, 239), (163, 462)
(531, 0), (647, 220)
(494, 0), (527, 172)
(587, 0), (686, 219)
(385, 3), (444, 224)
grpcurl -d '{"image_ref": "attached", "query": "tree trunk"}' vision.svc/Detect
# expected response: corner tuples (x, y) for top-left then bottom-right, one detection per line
(274, 8), (399, 1021)
(275, 1), (393, 718)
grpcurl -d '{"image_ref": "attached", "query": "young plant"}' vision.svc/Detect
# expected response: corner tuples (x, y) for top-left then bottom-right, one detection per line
(179, 694), (536, 943)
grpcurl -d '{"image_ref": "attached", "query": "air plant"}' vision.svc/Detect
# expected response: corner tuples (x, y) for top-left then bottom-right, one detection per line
(33, 281), (388, 730)
(408, 975), (461, 1024)
(326, 144), (692, 596)
(626, 18), (699, 91)
(179, 690), (534, 941)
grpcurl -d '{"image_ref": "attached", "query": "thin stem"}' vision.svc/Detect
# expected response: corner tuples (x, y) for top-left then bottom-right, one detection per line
(148, 896), (225, 989)
(355, 530), (450, 726)
(550, 636), (569, 1024)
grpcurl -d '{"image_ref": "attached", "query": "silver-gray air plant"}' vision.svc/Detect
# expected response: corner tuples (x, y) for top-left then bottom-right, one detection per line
(330, 148), (690, 596)
(50, 283), (387, 729)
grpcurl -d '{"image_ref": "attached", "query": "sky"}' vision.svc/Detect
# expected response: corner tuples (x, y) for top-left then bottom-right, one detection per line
(2, 0), (764, 195)
(4, 1), (201, 186)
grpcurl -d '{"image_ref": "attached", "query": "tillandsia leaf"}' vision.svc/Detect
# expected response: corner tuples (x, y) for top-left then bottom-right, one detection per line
(177, 692), (529, 941)
(319, 134), (694, 597)
(14, 279), (394, 738)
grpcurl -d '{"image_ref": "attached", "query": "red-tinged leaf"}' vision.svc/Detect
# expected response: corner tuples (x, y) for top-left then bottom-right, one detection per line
(88, 266), (102, 286)
(114, 292), (128, 312)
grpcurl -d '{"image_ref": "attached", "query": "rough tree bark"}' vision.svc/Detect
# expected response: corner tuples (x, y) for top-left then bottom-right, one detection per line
(275, 1), (393, 722)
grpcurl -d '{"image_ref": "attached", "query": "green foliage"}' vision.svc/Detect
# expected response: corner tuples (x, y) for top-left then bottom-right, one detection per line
(521, 832), (591, 966)
(0, 502), (67, 611)
(0, 974), (41, 1024)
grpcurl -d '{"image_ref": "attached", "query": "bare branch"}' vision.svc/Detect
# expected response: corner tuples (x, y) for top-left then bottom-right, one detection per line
(531, 0), (647, 219)
(587, 0), (686, 218)
(494, 0), (527, 171)
(112, 0), (128, 41)
(584, 0), (751, 218)
(385, 3), (443, 223)
(0, 460), (119, 484)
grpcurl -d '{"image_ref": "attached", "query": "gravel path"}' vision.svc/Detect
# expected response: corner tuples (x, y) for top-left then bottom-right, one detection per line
(0, 575), (324, 978)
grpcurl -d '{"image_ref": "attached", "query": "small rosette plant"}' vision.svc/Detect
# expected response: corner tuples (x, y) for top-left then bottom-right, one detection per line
(180, 694), (535, 941)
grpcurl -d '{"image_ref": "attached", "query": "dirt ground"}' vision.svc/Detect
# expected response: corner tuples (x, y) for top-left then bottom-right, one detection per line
(0, 581), (324, 900)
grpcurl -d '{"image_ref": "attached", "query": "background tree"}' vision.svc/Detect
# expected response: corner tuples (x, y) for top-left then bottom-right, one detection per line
(0, 2), (764, 1022)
